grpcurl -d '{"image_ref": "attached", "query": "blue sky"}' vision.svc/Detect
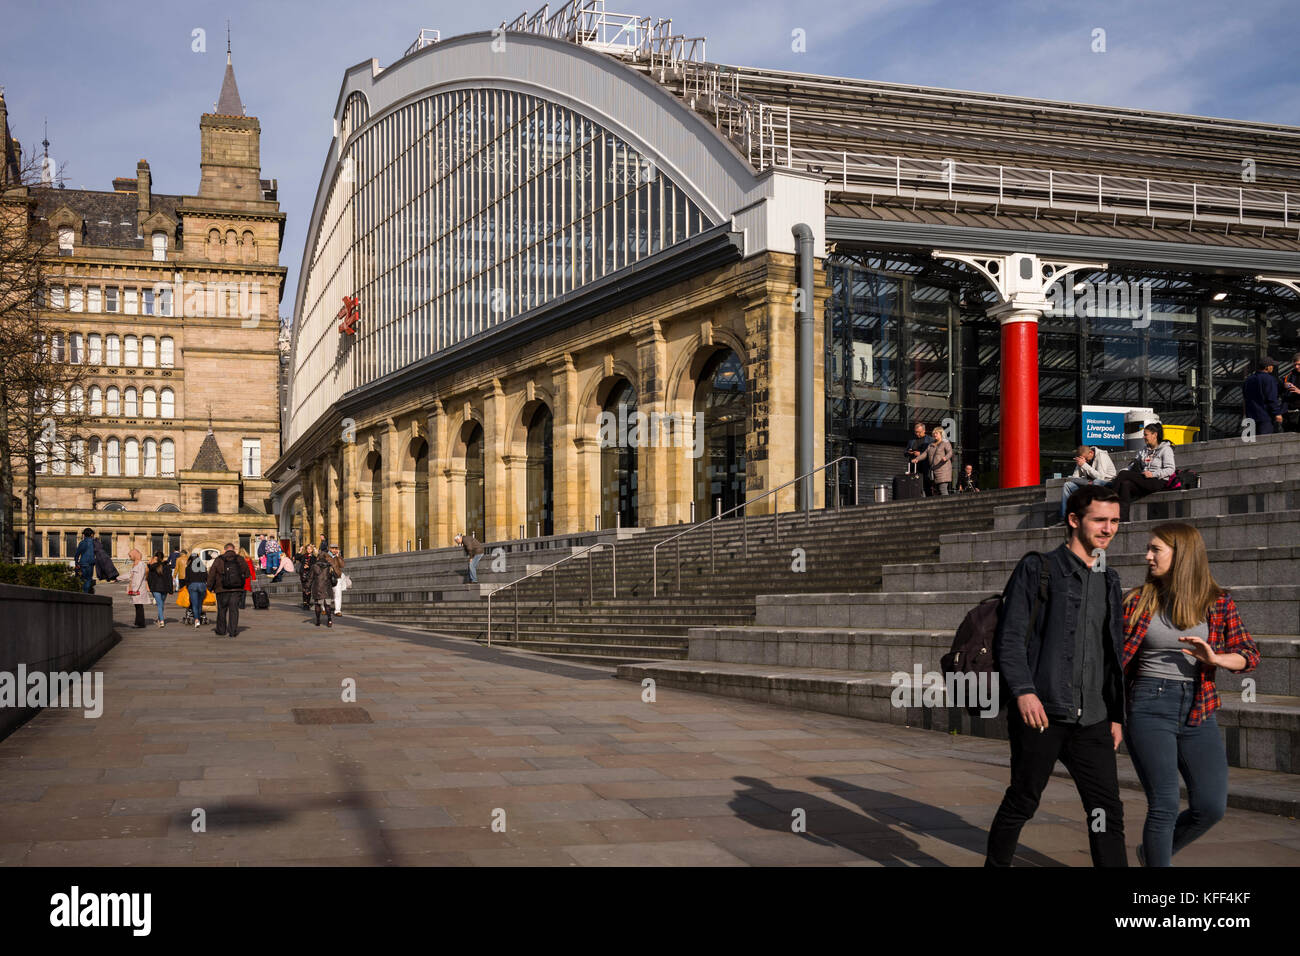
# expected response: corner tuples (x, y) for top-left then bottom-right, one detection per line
(3, 0), (1297, 316)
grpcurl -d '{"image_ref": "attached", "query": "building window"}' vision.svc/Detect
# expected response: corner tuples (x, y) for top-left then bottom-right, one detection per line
(124, 335), (139, 366)
(69, 287), (83, 312)
(124, 290), (138, 315)
(142, 388), (157, 418)
(160, 438), (175, 477)
(89, 437), (102, 475)
(124, 388), (138, 418)
(70, 333), (82, 364)
(89, 386), (103, 416)
(160, 337), (174, 368)
(88, 334), (102, 364)
(58, 226), (74, 254)
(159, 388), (175, 418)
(69, 386), (84, 414)
(69, 439), (85, 476)
(87, 287), (102, 313)
(106, 335), (121, 365)
(50, 285), (65, 309)
(238, 533), (251, 553)
(152, 232), (167, 261)
(64, 532), (79, 556)
(142, 289), (155, 316)
(143, 439), (158, 477)
(150, 533), (164, 556)
(201, 488), (218, 514)
(241, 438), (261, 477)
(46, 531), (58, 557)
(105, 287), (119, 313)
(33, 532), (42, 556)
(142, 336), (156, 368)
(51, 333), (65, 363)
(105, 439), (120, 476)
(159, 287), (173, 317)
(105, 387), (120, 416)
(124, 438), (139, 477)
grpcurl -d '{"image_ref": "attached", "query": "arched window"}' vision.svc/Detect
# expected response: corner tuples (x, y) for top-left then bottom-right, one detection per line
(208, 229), (221, 259)
(106, 335), (121, 366)
(69, 438), (85, 476)
(88, 333), (102, 364)
(70, 333), (83, 364)
(152, 231), (167, 261)
(160, 337), (174, 368)
(160, 388), (175, 418)
(52, 388), (66, 414)
(124, 388), (138, 418)
(88, 437), (102, 476)
(50, 439), (66, 475)
(106, 438), (121, 476)
(102, 501), (126, 512)
(52, 333), (65, 362)
(143, 438), (158, 477)
(124, 335), (139, 367)
(142, 336), (156, 368)
(106, 387), (120, 416)
(142, 388), (157, 418)
(58, 226), (74, 254)
(89, 386), (103, 416)
(160, 438), (175, 477)
(242, 230), (255, 263)
(157, 503), (180, 513)
(69, 385), (84, 414)
(124, 438), (139, 477)
(225, 229), (238, 261)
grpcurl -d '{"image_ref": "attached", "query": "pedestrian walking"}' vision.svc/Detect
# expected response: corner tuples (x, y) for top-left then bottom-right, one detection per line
(326, 543), (347, 617)
(306, 548), (337, 627)
(146, 551), (173, 628)
(455, 532), (485, 583)
(903, 421), (935, 496)
(237, 548), (255, 609)
(986, 484), (1128, 867)
(126, 549), (150, 629)
(1121, 523), (1260, 866)
(206, 542), (249, 638)
(75, 527), (96, 594)
(298, 544), (317, 609)
(181, 551), (209, 628)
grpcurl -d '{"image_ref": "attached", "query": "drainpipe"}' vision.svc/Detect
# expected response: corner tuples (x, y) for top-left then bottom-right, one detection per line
(792, 223), (814, 511)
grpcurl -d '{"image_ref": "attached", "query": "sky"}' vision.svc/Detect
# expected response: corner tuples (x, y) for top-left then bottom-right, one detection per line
(3, 0), (1298, 318)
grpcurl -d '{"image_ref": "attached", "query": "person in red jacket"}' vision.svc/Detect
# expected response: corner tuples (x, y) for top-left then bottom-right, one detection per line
(238, 548), (255, 609)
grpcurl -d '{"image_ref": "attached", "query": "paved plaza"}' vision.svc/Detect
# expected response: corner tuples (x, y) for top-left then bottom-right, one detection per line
(1, 586), (1297, 867)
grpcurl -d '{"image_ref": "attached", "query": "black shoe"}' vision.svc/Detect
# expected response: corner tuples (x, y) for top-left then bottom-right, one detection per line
(214, 630), (227, 637)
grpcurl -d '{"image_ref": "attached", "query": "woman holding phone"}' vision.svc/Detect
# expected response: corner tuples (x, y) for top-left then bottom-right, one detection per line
(1121, 523), (1259, 866)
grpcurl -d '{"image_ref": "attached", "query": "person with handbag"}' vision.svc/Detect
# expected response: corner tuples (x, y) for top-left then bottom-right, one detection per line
(1121, 523), (1259, 866)
(326, 544), (347, 617)
(306, 550), (337, 627)
(924, 425), (954, 496)
(126, 550), (150, 629)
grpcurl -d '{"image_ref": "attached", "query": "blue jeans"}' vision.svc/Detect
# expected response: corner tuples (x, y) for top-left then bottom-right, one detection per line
(151, 591), (167, 622)
(1061, 477), (1110, 518)
(81, 567), (95, 593)
(468, 553), (483, 583)
(1123, 677), (1228, 866)
(188, 584), (207, 621)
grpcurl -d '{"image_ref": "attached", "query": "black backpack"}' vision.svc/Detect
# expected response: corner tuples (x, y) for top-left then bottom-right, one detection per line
(1165, 468), (1200, 491)
(940, 551), (1050, 715)
(219, 555), (244, 590)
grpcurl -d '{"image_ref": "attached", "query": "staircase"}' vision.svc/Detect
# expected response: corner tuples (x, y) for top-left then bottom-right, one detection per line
(263, 485), (1041, 666)
(619, 432), (1300, 778)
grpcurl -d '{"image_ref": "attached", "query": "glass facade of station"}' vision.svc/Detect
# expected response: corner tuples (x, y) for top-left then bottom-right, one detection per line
(825, 251), (1300, 492)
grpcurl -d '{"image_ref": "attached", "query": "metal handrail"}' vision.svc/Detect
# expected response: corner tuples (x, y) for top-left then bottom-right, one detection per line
(485, 538), (617, 645)
(651, 456), (859, 596)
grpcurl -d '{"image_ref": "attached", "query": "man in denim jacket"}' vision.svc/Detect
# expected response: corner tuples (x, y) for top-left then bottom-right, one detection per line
(985, 484), (1128, 867)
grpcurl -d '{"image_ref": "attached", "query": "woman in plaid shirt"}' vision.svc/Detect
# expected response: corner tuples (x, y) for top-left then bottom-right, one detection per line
(1121, 522), (1259, 866)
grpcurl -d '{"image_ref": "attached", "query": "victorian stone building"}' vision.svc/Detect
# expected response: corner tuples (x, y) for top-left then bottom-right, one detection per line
(3, 51), (286, 562)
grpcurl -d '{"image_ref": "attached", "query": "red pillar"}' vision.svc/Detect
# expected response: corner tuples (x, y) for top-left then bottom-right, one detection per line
(998, 311), (1040, 488)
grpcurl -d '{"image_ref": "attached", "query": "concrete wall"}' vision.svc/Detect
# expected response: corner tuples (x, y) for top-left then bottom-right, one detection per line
(0, 584), (117, 741)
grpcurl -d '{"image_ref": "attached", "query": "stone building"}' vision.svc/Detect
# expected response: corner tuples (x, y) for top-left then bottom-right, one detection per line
(2, 51), (286, 563)
(273, 9), (1300, 556)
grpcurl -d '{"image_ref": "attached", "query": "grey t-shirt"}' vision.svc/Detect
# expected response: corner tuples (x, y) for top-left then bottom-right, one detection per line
(1136, 611), (1204, 681)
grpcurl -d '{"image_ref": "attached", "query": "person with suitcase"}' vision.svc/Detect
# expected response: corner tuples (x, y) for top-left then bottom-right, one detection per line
(902, 421), (934, 497)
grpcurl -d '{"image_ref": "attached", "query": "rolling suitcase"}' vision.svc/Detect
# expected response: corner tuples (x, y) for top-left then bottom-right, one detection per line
(252, 588), (269, 610)
(893, 462), (925, 501)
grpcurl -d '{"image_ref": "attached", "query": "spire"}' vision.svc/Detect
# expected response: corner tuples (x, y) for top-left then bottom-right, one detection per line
(39, 118), (52, 185)
(215, 23), (245, 116)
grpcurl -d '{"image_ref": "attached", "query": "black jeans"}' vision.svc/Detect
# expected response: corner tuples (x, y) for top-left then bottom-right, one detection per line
(1113, 471), (1167, 521)
(215, 591), (241, 636)
(986, 707), (1127, 866)
(134, 603), (146, 627)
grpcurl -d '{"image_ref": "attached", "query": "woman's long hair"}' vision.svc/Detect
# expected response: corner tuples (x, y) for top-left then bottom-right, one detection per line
(1126, 522), (1223, 629)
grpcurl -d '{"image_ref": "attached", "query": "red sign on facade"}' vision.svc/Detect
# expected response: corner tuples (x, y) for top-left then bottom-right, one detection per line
(337, 295), (360, 335)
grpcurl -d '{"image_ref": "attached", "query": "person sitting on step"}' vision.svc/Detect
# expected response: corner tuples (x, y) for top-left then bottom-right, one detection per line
(1112, 424), (1176, 523)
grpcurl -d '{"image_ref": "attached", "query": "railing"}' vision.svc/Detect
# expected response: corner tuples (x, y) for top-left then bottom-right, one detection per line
(502, 1), (706, 66)
(403, 28), (440, 57)
(651, 456), (859, 597)
(485, 537), (618, 645)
